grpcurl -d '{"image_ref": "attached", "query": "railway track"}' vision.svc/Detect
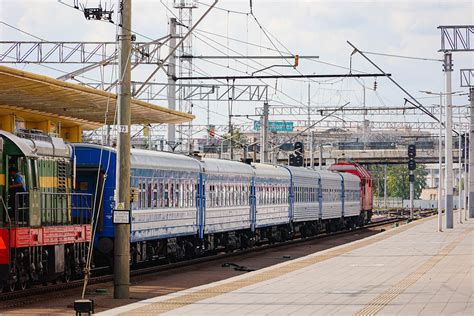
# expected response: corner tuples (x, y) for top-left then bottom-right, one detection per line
(0, 214), (432, 303)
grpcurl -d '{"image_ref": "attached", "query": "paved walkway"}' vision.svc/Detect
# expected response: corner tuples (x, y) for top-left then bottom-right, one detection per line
(99, 214), (474, 315)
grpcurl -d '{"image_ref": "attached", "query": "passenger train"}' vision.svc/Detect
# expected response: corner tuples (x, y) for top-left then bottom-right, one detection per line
(73, 144), (373, 265)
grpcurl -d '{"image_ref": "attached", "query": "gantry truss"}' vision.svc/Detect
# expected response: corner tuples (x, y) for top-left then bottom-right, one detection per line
(83, 119), (470, 144)
(81, 82), (269, 101)
(438, 25), (474, 52)
(460, 69), (474, 87)
(254, 104), (469, 116)
(0, 40), (165, 64)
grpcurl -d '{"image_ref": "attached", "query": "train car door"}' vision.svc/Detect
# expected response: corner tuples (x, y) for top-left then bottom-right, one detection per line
(75, 168), (104, 230)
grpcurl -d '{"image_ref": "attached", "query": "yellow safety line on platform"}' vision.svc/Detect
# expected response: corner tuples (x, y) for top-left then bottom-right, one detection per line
(127, 218), (433, 315)
(356, 227), (473, 316)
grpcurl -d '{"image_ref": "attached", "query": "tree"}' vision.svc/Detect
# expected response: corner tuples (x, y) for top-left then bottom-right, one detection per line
(220, 128), (250, 149)
(386, 164), (427, 199)
(368, 164), (428, 199)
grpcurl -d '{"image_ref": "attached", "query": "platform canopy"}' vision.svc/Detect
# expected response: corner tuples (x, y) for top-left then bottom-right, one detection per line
(0, 65), (194, 128)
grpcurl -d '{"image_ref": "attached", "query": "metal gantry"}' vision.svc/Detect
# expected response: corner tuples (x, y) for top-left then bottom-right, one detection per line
(438, 25), (474, 52)
(460, 69), (474, 87)
(254, 105), (469, 116)
(0, 41), (165, 64)
(79, 82), (269, 101)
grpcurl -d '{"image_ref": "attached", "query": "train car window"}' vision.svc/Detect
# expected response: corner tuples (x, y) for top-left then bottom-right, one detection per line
(184, 182), (188, 208)
(153, 181), (158, 208)
(147, 180), (152, 208)
(164, 182), (169, 207)
(175, 181), (180, 208)
(29, 159), (39, 189)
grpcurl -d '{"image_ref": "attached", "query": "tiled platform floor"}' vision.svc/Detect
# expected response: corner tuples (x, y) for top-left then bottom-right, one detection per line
(99, 214), (473, 315)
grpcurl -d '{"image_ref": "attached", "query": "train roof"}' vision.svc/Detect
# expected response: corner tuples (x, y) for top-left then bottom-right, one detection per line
(252, 163), (290, 179)
(284, 165), (321, 179)
(201, 158), (254, 176)
(131, 149), (201, 172)
(0, 130), (71, 158)
(340, 172), (361, 183)
(72, 143), (201, 172)
(328, 161), (372, 181)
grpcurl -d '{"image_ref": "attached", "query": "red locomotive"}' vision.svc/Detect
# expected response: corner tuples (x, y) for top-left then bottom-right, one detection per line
(329, 161), (374, 223)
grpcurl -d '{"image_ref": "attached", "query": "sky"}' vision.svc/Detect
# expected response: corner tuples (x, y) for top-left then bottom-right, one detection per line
(1, 0), (473, 137)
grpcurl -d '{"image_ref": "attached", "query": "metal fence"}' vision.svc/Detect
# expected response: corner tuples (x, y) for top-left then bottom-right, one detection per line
(12, 192), (92, 227)
(373, 197), (403, 210)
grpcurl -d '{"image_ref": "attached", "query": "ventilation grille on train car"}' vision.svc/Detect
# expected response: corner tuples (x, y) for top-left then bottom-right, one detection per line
(15, 129), (52, 143)
(58, 160), (67, 193)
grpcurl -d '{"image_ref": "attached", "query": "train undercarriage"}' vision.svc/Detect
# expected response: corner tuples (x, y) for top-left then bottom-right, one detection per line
(97, 212), (372, 269)
(0, 242), (88, 292)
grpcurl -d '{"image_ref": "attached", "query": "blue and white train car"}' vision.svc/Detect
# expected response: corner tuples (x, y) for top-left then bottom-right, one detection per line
(73, 144), (203, 263)
(128, 149), (202, 243)
(285, 166), (321, 223)
(340, 173), (361, 220)
(252, 163), (291, 236)
(201, 158), (253, 238)
(319, 170), (345, 221)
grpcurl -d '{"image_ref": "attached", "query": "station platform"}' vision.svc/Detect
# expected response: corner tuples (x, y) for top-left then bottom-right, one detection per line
(99, 214), (473, 315)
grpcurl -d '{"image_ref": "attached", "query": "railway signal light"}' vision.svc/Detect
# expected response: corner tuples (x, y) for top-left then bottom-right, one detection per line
(408, 159), (416, 171)
(294, 141), (304, 155)
(408, 144), (416, 158)
(289, 153), (304, 167)
(409, 174), (415, 182)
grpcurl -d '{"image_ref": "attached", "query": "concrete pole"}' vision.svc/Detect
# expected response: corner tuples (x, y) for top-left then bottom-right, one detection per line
(253, 137), (257, 162)
(362, 84), (366, 146)
(307, 81), (311, 167)
(384, 164), (387, 210)
(167, 18), (177, 151)
(310, 131), (314, 168)
(228, 116), (234, 160)
(114, 0), (131, 299)
(464, 132), (468, 221)
(206, 97), (210, 146)
(318, 144), (323, 170)
(444, 52), (454, 228)
(261, 102), (269, 163)
(469, 87), (474, 218)
(458, 124), (463, 223)
(148, 126), (152, 150)
(438, 93), (443, 231)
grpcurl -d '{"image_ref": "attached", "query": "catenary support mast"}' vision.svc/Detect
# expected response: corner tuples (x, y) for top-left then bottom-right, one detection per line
(114, 0), (132, 299)
(444, 52), (454, 229)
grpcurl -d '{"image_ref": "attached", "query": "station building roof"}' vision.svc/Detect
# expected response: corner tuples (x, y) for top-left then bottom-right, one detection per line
(0, 65), (194, 128)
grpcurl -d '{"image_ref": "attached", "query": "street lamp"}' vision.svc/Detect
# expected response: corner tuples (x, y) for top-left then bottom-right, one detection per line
(419, 90), (462, 232)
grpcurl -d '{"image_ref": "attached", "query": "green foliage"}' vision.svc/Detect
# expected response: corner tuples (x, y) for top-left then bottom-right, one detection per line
(221, 128), (249, 148)
(369, 164), (428, 199)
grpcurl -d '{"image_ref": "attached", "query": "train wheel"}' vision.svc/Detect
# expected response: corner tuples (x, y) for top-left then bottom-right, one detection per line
(19, 279), (27, 291)
(63, 270), (71, 283)
(63, 261), (72, 283)
(7, 280), (15, 292)
(16, 268), (28, 291)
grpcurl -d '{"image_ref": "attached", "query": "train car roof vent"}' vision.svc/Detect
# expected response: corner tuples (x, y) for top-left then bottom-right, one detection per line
(15, 128), (52, 143)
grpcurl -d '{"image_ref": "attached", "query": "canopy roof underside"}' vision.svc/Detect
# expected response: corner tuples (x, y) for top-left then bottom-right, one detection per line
(0, 65), (194, 129)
